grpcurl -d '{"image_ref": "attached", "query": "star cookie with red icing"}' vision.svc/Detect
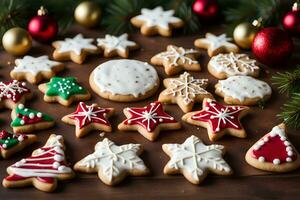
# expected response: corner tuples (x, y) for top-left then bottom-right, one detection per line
(245, 123), (300, 172)
(118, 101), (181, 141)
(182, 98), (249, 141)
(62, 102), (114, 138)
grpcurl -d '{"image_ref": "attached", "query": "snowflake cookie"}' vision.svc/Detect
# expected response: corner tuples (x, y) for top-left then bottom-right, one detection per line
(0, 130), (37, 159)
(215, 75), (272, 106)
(194, 33), (239, 57)
(3, 134), (75, 192)
(52, 34), (100, 64)
(38, 77), (91, 106)
(118, 101), (181, 141)
(208, 53), (260, 79)
(0, 80), (32, 110)
(182, 98), (249, 141)
(97, 33), (139, 58)
(151, 45), (201, 76)
(74, 138), (149, 186)
(158, 72), (213, 113)
(163, 135), (232, 184)
(10, 55), (64, 84)
(131, 6), (184, 37)
(245, 123), (300, 172)
(62, 102), (115, 138)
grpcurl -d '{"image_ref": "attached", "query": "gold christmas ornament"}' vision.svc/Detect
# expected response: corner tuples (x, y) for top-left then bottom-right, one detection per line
(74, 1), (101, 28)
(2, 27), (32, 56)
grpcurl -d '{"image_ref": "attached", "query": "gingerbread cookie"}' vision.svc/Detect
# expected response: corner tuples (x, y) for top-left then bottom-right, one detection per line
(245, 123), (300, 173)
(74, 138), (149, 186)
(215, 75), (272, 105)
(89, 59), (159, 102)
(194, 33), (239, 57)
(118, 101), (181, 141)
(131, 6), (184, 37)
(97, 33), (139, 58)
(163, 135), (232, 184)
(62, 102), (114, 138)
(0, 80), (32, 110)
(2, 134), (74, 192)
(11, 104), (54, 134)
(158, 72), (213, 113)
(52, 34), (99, 64)
(0, 130), (37, 159)
(182, 98), (249, 141)
(10, 55), (64, 84)
(151, 45), (201, 76)
(208, 53), (260, 79)
(39, 77), (91, 106)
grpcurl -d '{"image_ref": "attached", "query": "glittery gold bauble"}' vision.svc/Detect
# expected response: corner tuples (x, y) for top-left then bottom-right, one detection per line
(2, 27), (32, 56)
(74, 1), (101, 28)
(233, 22), (259, 49)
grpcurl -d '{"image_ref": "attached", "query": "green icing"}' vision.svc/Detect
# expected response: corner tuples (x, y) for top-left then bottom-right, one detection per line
(0, 138), (19, 149)
(45, 77), (87, 100)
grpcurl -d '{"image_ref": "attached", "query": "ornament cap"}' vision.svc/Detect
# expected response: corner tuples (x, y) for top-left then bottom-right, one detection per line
(37, 6), (48, 16)
(292, 2), (299, 11)
(252, 17), (263, 28)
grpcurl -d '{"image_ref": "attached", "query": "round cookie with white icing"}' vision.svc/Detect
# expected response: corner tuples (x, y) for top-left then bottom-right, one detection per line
(89, 59), (160, 102)
(215, 75), (272, 106)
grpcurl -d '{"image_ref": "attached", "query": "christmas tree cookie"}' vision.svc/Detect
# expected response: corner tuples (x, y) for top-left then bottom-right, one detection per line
(11, 104), (54, 134)
(38, 77), (91, 106)
(0, 130), (37, 159)
(2, 134), (75, 192)
(245, 123), (300, 172)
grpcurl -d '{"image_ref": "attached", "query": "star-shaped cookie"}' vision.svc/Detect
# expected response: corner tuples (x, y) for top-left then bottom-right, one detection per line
(74, 138), (149, 186)
(163, 135), (232, 184)
(182, 98), (249, 141)
(52, 34), (99, 64)
(131, 6), (184, 37)
(10, 56), (64, 84)
(97, 33), (139, 58)
(62, 102), (114, 138)
(194, 33), (239, 57)
(118, 101), (181, 141)
(159, 72), (213, 113)
(151, 45), (201, 76)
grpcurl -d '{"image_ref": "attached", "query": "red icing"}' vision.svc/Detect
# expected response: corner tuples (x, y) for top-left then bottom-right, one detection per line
(17, 113), (43, 124)
(5, 174), (54, 184)
(0, 80), (30, 103)
(123, 101), (177, 132)
(191, 99), (246, 133)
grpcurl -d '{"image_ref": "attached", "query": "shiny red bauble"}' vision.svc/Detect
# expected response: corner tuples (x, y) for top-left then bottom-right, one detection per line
(282, 9), (300, 37)
(192, 0), (219, 21)
(252, 27), (294, 66)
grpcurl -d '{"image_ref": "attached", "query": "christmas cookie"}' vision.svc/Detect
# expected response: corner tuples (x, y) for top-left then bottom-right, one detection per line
(163, 135), (232, 184)
(0, 130), (37, 159)
(11, 104), (54, 134)
(52, 34), (99, 64)
(130, 6), (184, 37)
(10, 55), (64, 84)
(89, 59), (159, 102)
(158, 72), (214, 113)
(151, 45), (201, 76)
(194, 33), (239, 57)
(118, 101), (181, 141)
(182, 98), (249, 141)
(215, 75), (272, 105)
(74, 138), (149, 186)
(208, 53), (260, 79)
(0, 80), (32, 110)
(62, 102), (114, 138)
(245, 123), (300, 172)
(38, 77), (91, 106)
(2, 134), (75, 192)
(97, 33), (139, 58)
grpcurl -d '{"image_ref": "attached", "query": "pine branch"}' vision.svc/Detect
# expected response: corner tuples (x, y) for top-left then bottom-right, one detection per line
(278, 93), (300, 129)
(272, 66), (300, 95)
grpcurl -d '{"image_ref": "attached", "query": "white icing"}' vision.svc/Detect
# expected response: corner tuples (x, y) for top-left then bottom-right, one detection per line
(91, 59), (159, 97)
(199, 33), (237, 52)
(217, 76), (272, 101)
(0, 80), (29, 102)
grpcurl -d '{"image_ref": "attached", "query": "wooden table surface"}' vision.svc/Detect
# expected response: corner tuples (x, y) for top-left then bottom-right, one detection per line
(0, 25), (300, 200)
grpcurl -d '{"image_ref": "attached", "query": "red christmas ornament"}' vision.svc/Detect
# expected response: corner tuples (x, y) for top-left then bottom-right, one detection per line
(192, 0), (219, 21)
(252, 27), (294, 66)
(282, 3), (300, 37)
(28, 6), (58, 42)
